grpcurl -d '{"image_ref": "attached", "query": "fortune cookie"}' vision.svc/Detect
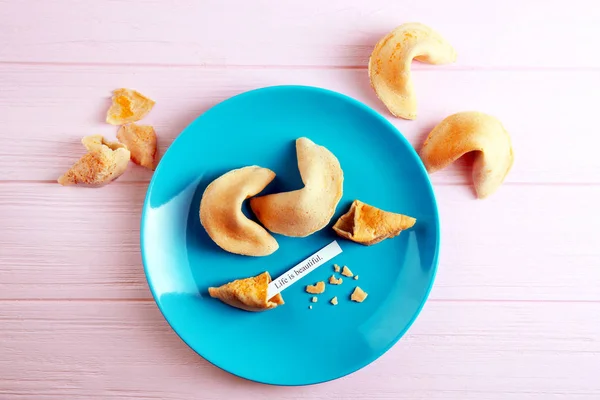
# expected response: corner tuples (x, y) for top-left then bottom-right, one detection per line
(369, 22), (456, 119)
(200, 166), (279, 256)
(250, 138), (343, 237)
(420, 111), (514, 198)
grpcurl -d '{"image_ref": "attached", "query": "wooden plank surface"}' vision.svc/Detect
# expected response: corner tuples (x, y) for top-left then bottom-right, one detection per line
(1, 66), (600, 183)
(1, 0), (599, 68)
(0, 300), (598, 399)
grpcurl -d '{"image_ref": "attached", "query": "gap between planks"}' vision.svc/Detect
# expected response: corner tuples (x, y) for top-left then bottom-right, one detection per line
(3, 60), (600, 71)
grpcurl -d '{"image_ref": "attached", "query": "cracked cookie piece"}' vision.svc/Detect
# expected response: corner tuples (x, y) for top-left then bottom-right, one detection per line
(334, 200), (416, 245)
(306, 281), (326, 294)
(351, 287), (368, 303)
(208, 271), (284, 312)
(117, 123), (158, 170)
(341, 266), (354, 278)
(58, 135), (130, 186)
(106, 88), (155, 125)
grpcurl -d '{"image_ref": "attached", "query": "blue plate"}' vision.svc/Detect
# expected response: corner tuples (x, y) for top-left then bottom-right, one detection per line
(141, 86), (440, 385)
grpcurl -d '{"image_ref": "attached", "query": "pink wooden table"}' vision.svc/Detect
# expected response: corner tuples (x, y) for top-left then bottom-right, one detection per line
(1, 1), (599, 398)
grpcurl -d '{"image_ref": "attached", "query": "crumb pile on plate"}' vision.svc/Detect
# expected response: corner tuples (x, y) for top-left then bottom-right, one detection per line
(307, 263), (368, 309)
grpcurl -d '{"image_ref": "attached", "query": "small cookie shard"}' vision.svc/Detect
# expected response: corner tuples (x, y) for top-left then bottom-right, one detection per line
(106, 88), (155, 125)
(341, 266), (354, 277)
(333, 200), (416, 245)
(311, 296), (318, 303)
(351, 287), (368, 303)
(306, 281), (326, 294)
(420, 111), (514, 198)
(330, 296), (338, 306)
(368, 22), (456, 119)
(333, 264), (341, 273)
(117, 123), (158, 170)
(58, 135), (130, 186)
(309, 305), (313, 310)
(208, 271), (284, 312)
(200, 166), (279, 256)
(329, 275), (343, 285)
(354, 275), (359, 280)
(250, 137), (344, 237)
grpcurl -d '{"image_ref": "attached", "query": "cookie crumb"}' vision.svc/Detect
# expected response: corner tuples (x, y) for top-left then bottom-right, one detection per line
(351, 287), (368, 303)
(333, 264), (341, 273)
(306, 281), (325, 294)
(329, 275), (343, 285)
(330, 296), (338, 306)
(354, 275), (359, 280)
(341, 266), (354, 277)
(309, 305), (313, 309)
(311, 296), (318, 303)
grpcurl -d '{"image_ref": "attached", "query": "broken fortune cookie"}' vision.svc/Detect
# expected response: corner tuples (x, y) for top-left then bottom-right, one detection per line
(333, 200), (416, 245)
(117, 123), (158, 170)
(106, 88), (155, 125)
(208, 272), (284, 312)
(58, 135), (130, 186)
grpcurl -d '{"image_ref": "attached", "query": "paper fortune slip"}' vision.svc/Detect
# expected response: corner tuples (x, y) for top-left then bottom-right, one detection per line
(267, 241), (343, 299)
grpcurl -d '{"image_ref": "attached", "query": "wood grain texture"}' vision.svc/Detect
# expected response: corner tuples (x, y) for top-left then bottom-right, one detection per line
(0, 300), (598, 399)
(1, 65), (600, 183)
(1, 0), (599, 68)
(1, 182), (599, 301)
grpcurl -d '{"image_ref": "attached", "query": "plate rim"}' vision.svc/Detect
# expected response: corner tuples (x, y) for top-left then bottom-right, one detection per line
(140, 85), (441, 386)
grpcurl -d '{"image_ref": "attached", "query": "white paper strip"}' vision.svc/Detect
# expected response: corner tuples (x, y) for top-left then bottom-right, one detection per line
(267, 241), (343, 299)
